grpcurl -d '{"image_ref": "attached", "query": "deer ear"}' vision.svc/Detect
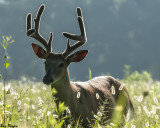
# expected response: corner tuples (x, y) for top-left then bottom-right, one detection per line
(31, 43), (47, 59)
(67, 50), (88, 63)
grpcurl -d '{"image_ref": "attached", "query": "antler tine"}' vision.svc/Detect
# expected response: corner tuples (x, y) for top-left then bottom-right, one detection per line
(26, 4), (53, 53)
(48, 32), (53, 52)
(62, 7), (87, 58)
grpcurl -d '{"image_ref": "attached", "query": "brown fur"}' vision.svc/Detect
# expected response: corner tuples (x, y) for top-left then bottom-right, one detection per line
(52, 74), (134, 127)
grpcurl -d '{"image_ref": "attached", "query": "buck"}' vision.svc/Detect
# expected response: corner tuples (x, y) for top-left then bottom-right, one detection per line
(26, 4), (134, 127)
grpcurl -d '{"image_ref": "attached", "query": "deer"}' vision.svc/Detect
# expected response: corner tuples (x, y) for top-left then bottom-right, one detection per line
(26, 4), (134, 127)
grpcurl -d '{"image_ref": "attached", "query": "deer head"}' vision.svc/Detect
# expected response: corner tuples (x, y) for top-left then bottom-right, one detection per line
(26, 5), (88, 85)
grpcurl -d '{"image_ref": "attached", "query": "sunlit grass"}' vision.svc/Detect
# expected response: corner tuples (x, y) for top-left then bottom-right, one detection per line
(0, 77), (66, 128)
(0, 74), (159, 127)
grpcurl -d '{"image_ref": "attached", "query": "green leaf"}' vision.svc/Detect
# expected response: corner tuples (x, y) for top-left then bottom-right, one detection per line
(4, 61), (10, 68)
(7, 56), (10, 59)
(51, 88), (57, 96)
(89, 68), (92, 80)
(2, 44), (6, 50)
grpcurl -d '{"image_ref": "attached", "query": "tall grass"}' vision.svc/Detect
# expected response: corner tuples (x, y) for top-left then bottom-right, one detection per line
(0, 36), (14, 127)
(0, 37), (160, 127)
(0, 69), (159, 127)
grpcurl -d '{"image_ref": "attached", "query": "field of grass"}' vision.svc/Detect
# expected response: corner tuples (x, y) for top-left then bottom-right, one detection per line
(0, 70), (160, 128)
(0, 37), (160, 127)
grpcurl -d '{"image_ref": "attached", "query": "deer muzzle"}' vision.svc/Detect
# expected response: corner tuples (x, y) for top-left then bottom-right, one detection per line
(43, 75), (54, 85)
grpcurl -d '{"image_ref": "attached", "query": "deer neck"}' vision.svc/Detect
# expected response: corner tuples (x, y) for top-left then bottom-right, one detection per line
(51, 69), (76, 104)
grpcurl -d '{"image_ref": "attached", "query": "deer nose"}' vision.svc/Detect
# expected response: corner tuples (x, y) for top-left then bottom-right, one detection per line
(43, 76), (54, 85)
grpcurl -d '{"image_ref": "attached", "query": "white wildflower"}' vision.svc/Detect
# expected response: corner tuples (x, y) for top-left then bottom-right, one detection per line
(38, 97), (44, 104)
(152, 105), (156, 114)
(66, 108), (71, 114)
(40, 99), (44, 104)
(67, 124), (71, 128)
(147, 112), (151, 117)
(134, 96), (138, 101)
(94, 114), (98, 119)
(154, 97), (158, 104)
(131, 125), (136, 128)
(14, 94), (18, 100)
(33, 121), (36, 126)
(119, 84), (124, 90)
(17, 100), (21, 105)
(10, 88), (13, 94)
(143, 106), (147, 111)
(146, 122), (149, 127)
(155, 115), (159, 120)
(100, 106), (104, 110)
(31, 88), (36, 93)
(77, 91), (81, 98)
(0, 101), (4, 106)
(32, 105), (35, 109)
(43, 87), (46, 90)
(38, 103), (42, 106)
(27, 116), (31, 120)
(53, 114), (59, 118)
(5, 111), (11, 115)
(39, 113), (44, 120)
(97, 111), (102, 117)
(96, 93), (100, 99)
(111, 86), (115, 95)
(138, 95), (143, 102)
(37, 109), (42, 114)
(47, 111), (51, 116)
(38, 97), (42, 101)
(2, 84), (10, 91)
(24, 103), (29, 108)
(144, 106), (149, 115)
(110, 123), (115, 126)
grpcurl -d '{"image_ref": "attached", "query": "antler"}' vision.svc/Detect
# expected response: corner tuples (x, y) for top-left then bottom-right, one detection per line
(62, 7), (87, 58)
(26, 4), (53, 53)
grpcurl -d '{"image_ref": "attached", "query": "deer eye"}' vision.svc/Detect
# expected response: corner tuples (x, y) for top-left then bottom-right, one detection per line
(59, 63), (64, 68)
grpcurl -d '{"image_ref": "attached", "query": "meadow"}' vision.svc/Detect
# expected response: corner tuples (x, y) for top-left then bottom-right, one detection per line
(0, 69), (160, 128)
(0, 37), (160, 127)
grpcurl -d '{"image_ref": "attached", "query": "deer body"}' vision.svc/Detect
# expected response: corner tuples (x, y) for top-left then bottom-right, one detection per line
(26, 5), (134, 127)
(52, 72), (133, 126)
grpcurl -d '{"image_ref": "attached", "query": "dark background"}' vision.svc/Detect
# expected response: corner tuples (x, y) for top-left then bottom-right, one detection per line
(0, 0), (160, 81)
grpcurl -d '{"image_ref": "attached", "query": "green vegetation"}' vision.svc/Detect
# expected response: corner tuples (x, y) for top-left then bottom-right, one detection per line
(0, 37), (160, 127)
(0, 67), (159, 127)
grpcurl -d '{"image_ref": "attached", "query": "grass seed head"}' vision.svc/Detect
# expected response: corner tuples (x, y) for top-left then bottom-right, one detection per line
(67, 124), (71, 128)
(146, 122), (149, 127)
(138, 95), (143, 102)
(119, 84), (124, 90)
(17, 100), (21, 105)
(47, 111), (51, 116)
(37, 109), (42, 114)
(66, 108), (71, 114)
(0, 101), (4, 106)
(111, 85), (115, 95)
(53, 114), (59, 118)
(153, 97), (158, 104)
(32, 105), (35, 109)
(96, 93), (100, 99)
(77, 91), (81, 98)
(155, 115), (159, 120)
